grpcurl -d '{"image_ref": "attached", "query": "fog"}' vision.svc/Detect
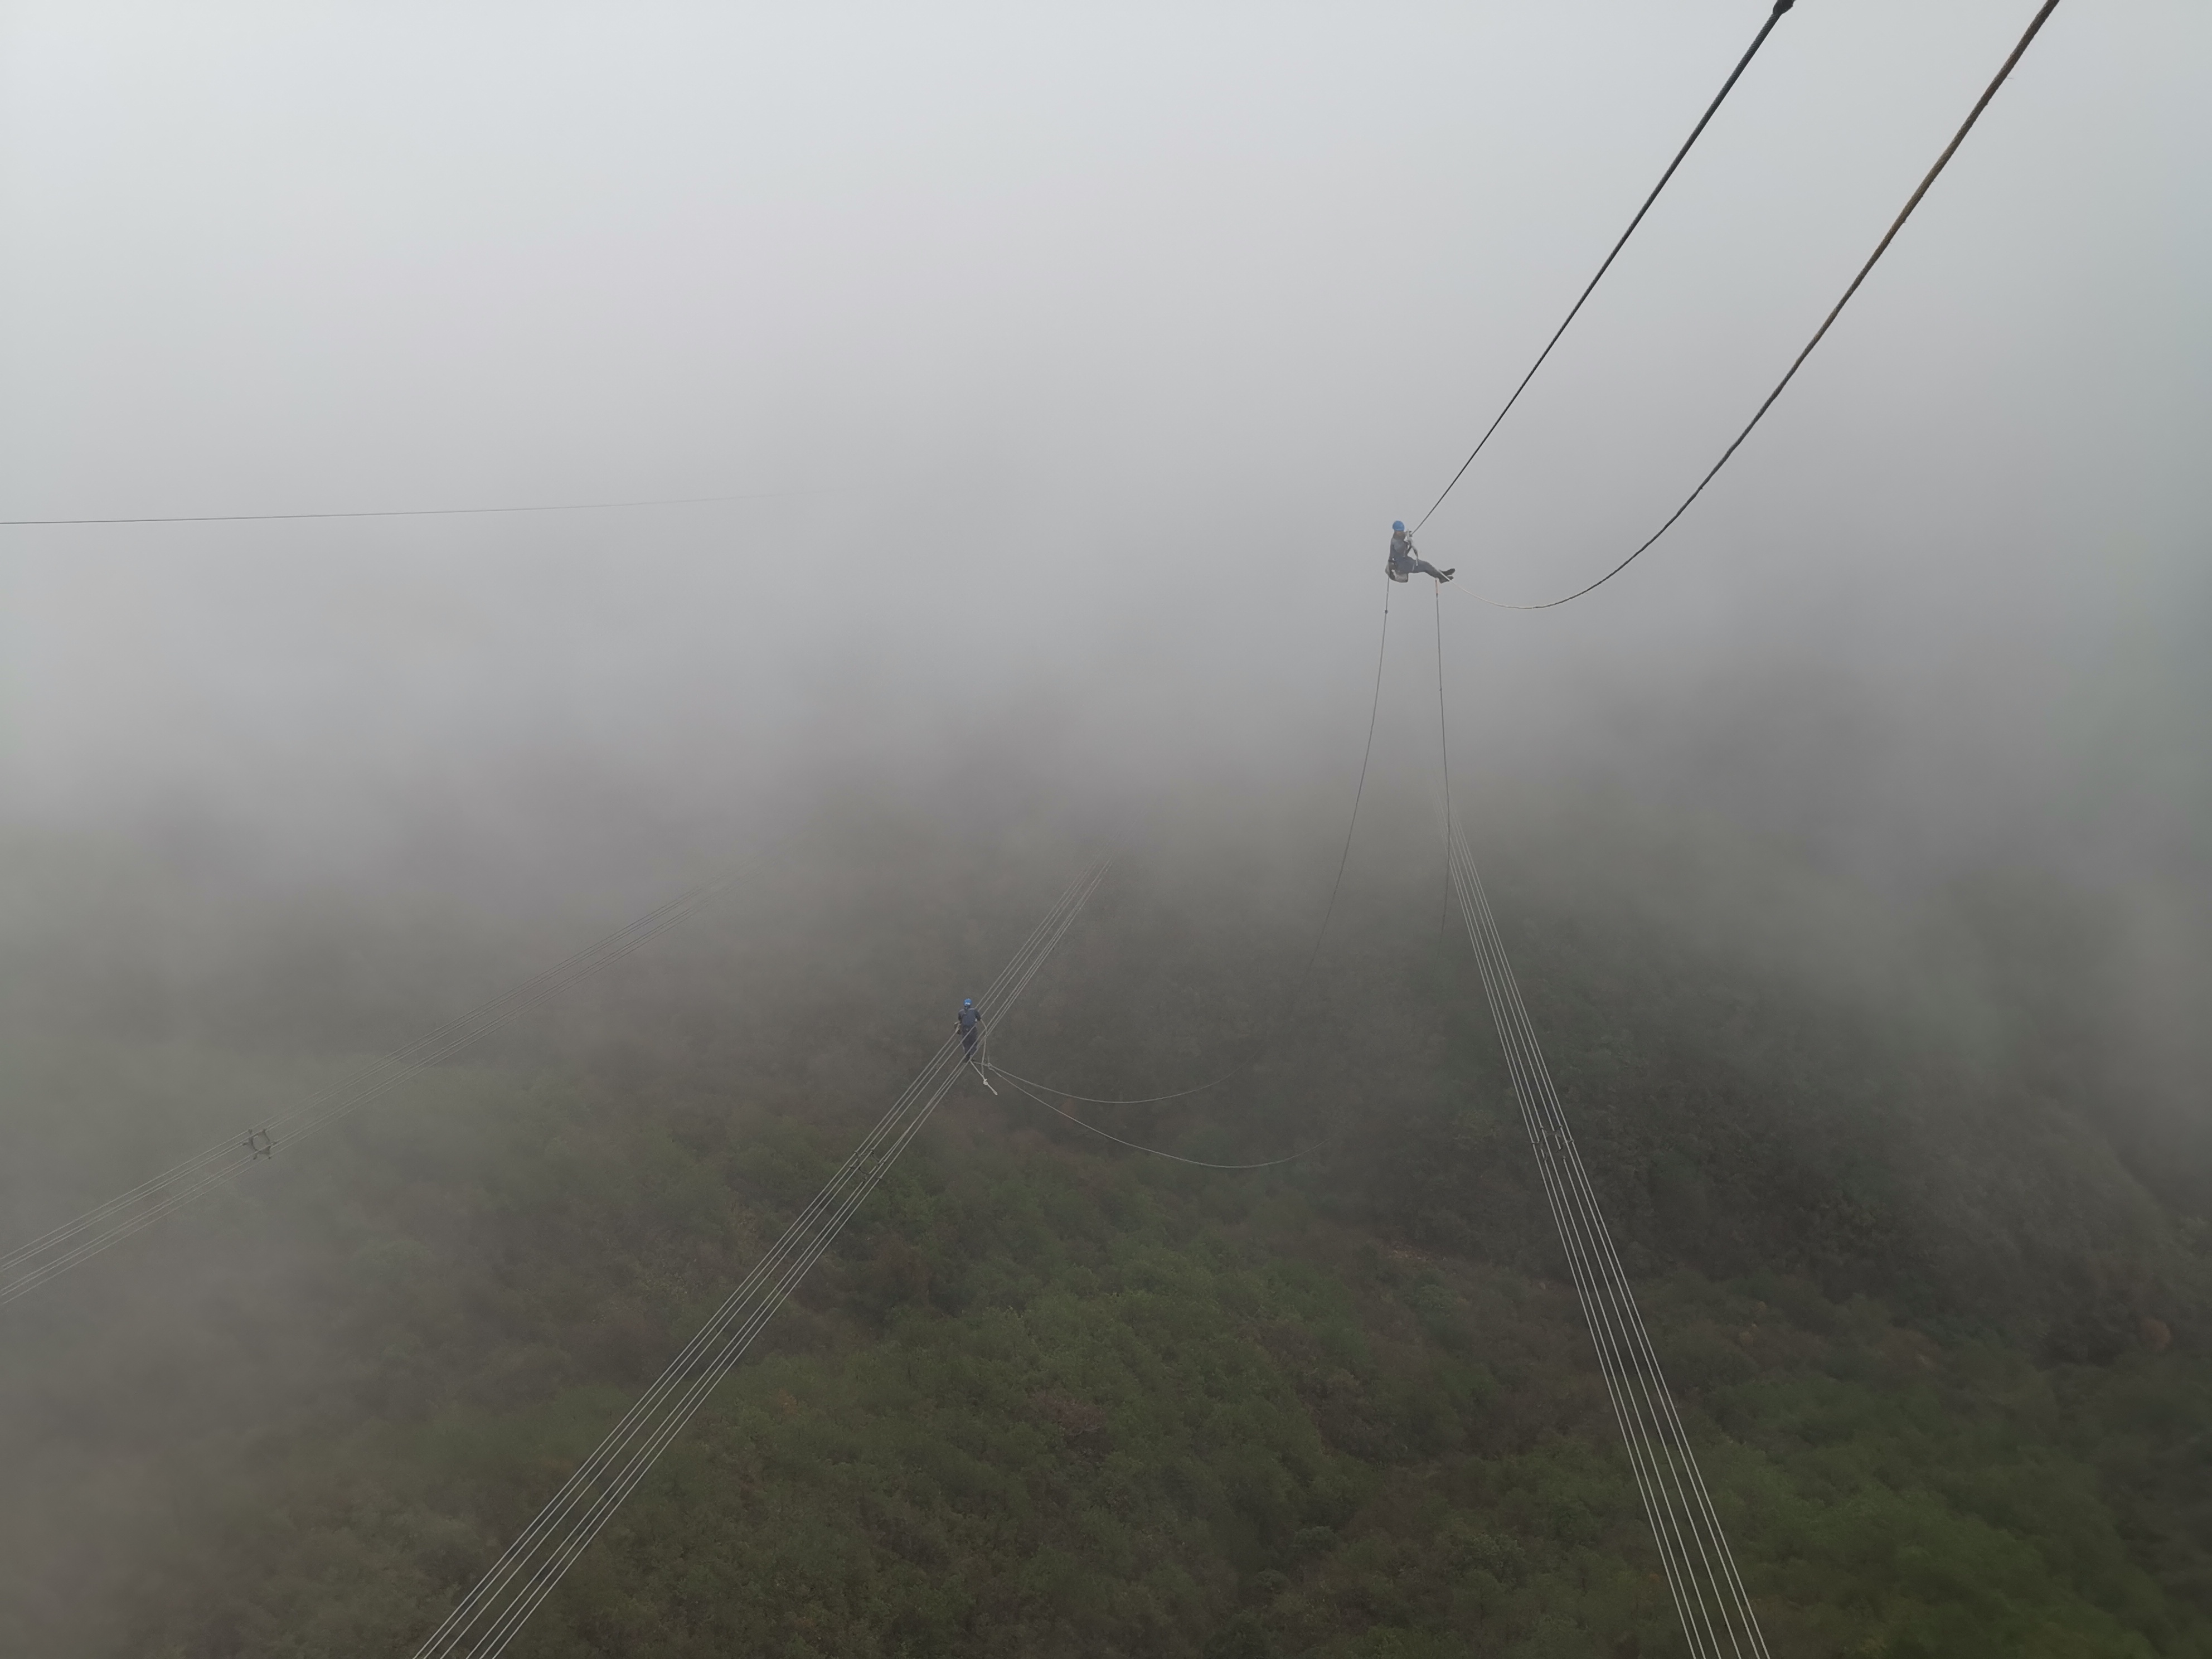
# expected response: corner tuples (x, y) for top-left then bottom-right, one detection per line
(6, 0), (2204, 1114)
(0, 2), (2208, 1650)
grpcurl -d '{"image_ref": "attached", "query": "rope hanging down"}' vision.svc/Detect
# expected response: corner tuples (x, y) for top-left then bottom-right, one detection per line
(1448, 822), (1769, 1657)
(1413, 0), (1798, 535)
(1465, 0), (2063, 610)
(410, 853), (1113, 1659)
(996, 574), (1396, 1107)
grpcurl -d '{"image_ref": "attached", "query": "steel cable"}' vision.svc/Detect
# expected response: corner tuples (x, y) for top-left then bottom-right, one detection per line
(1461, 0), (2063, 611)
(433, 861), (1111, 1658)
(1433, 578), (1453, 932)
(1414, 0), (1798, 535)
(1448, 820), (1768, 1657)
(411, 853), (1113, 1659)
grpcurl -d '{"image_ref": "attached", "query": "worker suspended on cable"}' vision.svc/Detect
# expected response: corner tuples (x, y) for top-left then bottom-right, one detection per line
(1387, 521), (1453, 584)
(957, 997), (982, 1062)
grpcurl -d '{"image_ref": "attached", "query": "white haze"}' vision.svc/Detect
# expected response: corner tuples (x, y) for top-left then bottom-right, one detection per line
(0, 14), (2209, 1643)
(1, 0), (2206, 1078)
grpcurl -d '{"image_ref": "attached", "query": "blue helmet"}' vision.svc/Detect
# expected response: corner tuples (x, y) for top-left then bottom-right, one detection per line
(1392, 520), (1405, 532)
(963, 998), (974, 1008)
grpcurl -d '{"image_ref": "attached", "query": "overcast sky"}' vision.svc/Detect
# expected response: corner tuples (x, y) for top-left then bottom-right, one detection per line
(1, 0), (2205, 912)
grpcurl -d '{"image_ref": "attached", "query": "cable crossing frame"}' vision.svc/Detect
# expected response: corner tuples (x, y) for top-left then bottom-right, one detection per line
(409, 851), (1113, 1659)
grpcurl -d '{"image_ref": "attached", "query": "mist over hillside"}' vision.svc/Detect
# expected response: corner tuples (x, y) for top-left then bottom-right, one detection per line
(4, 704), (2207, 1651)
(3, 0), (2209, 1653)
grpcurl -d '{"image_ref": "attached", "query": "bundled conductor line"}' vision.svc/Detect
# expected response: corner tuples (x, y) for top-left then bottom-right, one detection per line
(411, 852), (1113, 1659)
(1447, 820), (1767, 1659)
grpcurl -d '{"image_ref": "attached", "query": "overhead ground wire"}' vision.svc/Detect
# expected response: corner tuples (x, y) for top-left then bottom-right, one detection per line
(1413, 0), (1799, 536)
(1300, 574), (1396, 1006)
(1434, 579), (1453, 933)
(463, 872), (1106, 1659)
(1448, 819), (1768, 1657)
(981, 1063), (1240, 1108)
(415, 884), (1091, 1659)
(1410, 25), (2068, 1625)
(1430, 602), (1766, 1656)
(0, 489), (807, 529)
(987, 0), (1805, 1150)
(1462, 0), (2063, 611)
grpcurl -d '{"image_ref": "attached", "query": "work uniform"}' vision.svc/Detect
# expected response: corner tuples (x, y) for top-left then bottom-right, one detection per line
(958, 1003), (982, 1059)
(1388, 527), (1449, 584)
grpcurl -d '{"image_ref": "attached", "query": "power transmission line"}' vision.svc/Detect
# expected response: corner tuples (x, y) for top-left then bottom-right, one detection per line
(0, 489), (807, 530)
(1414, 0), (1799, 535)
(1462, 0), (2064, 610)
(410, 852), (1113, 1659)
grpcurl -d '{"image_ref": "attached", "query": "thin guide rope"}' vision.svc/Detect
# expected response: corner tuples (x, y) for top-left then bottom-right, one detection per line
(998, 575), (1395, 1106)
(992, 1068), (1333, 1171)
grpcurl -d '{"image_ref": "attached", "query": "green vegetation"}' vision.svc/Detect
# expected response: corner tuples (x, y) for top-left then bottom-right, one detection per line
(2, 822), (2206, 1656)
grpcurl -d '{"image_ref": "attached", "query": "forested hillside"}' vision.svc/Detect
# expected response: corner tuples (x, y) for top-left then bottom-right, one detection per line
(6, 0), (2204, 1653)
(2, 796), (2207, 1657)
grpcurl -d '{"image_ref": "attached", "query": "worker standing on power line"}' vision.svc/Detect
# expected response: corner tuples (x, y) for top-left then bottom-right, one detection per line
(1388, 521), (1453, 584)
(957, 998), (982, 1063)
